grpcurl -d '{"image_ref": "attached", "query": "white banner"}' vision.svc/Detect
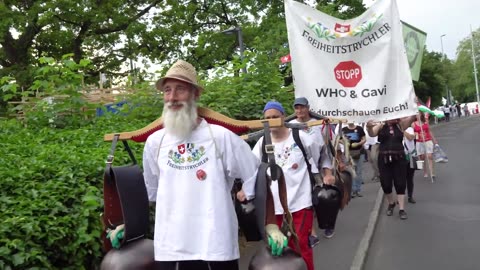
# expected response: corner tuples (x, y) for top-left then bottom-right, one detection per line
(285, 0), (417, 122)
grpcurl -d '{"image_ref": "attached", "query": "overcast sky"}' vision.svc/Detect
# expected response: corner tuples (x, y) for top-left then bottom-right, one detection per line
(364, 0), (480, 60)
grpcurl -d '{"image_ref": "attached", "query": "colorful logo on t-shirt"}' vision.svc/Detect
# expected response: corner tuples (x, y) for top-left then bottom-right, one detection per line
(168, 143), (208, 169)
(345, 132), (360, 141)
(302, 127), (314, 135)
(276, 143), (301, 167)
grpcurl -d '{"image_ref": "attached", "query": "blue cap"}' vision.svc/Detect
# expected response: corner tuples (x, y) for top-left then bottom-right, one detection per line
(263, 101), (285, 115)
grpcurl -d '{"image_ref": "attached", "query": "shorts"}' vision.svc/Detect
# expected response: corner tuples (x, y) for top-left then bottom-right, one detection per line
(416, 140), (433, 155)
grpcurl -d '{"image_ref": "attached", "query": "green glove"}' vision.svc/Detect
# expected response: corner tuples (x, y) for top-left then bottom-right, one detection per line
(265, 224), (288, 256)
(107, 224), (125, 249)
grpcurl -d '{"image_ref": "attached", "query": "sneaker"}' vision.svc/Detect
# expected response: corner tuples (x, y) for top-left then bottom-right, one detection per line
(386, 203), (396, 216)
(324, 229), (335, 239)
(423, 174), (428, 178)
(355, 192), (363, 197)
(351, 193), (357, 198)
(308, 235), (320, 248)
(408, 197), (416, 204)
(399, 210), (408, 220)
(371, 176), (380, 182)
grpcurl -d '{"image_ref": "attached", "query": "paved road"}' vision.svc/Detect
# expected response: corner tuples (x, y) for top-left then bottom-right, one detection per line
(365, 115), (480, 270)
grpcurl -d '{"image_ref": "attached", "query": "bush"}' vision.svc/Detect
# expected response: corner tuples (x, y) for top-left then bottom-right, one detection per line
(0, 116), (149, 269)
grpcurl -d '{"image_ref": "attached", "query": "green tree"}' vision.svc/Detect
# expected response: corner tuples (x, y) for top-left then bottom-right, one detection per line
(0, 0), (368, 102)
(315, 0), (367, 20)
(413, 49), (446, 107)
(449, 27), (480, 103)
(0, 0), (163, 87)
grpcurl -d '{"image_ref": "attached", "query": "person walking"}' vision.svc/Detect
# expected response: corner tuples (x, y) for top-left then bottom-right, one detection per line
(443, 105), (450, 122)
(289, 97), (336, 242)
(342, 122), (366, 198)
(412, 112), (438, 180)
(456, 103), (462, 118)
(366, 117), (415, 220)
(403, 126), (417, 203)
(143, 60), (287, 270)
(463, 104), (470, 117)
(253, 101), (335, 270)
(364, 131), (380, 182)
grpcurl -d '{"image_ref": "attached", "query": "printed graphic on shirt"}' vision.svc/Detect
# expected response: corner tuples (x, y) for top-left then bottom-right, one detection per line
(345, 132), (360, 141)
(276, 142), (301, 167)
(167, 143), (209, 170)
(302, 127), (314, 135)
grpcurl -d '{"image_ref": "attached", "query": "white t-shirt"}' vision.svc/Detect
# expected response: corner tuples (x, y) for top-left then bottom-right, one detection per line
(143, 119), (260, 261)
(403, 127), (415, 153)
(289, 119), (333, 170)
(364, 131), (378, 149)
(252, 130), (320, 214)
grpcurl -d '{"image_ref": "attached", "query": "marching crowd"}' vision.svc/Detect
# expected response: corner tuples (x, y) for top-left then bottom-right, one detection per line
(440, 102), (477, 122)
(135, 60), (443, 270)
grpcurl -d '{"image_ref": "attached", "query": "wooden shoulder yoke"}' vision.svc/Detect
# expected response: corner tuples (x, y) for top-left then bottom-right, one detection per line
(104, 107), (283, 142)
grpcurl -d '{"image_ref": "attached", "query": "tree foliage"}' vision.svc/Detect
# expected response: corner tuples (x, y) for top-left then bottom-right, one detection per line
(449, 27), (480, 103)
(0, 0), (164, 87)
(0, 0), (367, 89)
(315, 0), (367, 20)
(414, 49), (447, 107)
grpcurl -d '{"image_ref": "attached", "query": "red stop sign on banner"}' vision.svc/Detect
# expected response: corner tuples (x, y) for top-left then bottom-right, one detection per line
(334, 61), (362, 87)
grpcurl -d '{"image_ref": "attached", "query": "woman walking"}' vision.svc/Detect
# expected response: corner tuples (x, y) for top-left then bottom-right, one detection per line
(367, 117), (415, 220)
(412, 112), (438, 180)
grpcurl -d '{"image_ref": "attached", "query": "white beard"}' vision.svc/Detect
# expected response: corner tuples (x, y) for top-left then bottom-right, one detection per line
(162, 99), (198, 139)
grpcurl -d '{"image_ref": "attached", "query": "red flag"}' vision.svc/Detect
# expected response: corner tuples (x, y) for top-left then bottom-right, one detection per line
(334, 23), (351, 33)
(280, 54), (291, 63)
(178, 144), (185, 154)
(425, 96), (431, 120)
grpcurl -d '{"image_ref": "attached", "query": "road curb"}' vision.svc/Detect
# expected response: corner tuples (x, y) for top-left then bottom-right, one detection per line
(348, 115), (479, 270)
(350, 187), (384, 270)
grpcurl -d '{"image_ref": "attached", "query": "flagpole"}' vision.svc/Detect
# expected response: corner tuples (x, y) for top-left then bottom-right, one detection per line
(470, 25), (480, 110)
(440, 34), (449, 105)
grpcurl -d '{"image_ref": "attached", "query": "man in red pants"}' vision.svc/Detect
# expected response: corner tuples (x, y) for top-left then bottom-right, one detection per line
(252, 101), (335, 270)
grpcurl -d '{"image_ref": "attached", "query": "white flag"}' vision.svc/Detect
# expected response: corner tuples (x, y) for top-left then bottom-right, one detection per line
(285, 0), (417, 122)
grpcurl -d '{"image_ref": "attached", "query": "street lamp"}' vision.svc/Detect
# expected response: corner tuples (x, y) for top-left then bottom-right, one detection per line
(440, 34), (446, 59)
(470, 25), (480, 111)
(440, 34), (450, 105)
(221, 26), (247, 74)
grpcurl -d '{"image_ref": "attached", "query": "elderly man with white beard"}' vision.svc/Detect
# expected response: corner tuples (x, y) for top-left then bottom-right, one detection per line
(142, 60), (287, 270)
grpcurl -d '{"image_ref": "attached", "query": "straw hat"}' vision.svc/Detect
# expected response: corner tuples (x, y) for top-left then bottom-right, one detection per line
(155, 60), (204, 92)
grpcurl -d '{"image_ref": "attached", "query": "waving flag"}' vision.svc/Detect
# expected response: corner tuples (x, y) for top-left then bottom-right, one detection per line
(402, 21), (427, 81)
(284, 0), (417, 122)
(280, 54), (292, 63)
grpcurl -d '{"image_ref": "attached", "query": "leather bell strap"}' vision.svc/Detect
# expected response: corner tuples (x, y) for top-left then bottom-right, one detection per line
(105, 134), (138, 182)
(102, 134), (146, 252)
(262, 120), (279, 180)
(256, 162), (301, 254)
(291, 128), (315, 189)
